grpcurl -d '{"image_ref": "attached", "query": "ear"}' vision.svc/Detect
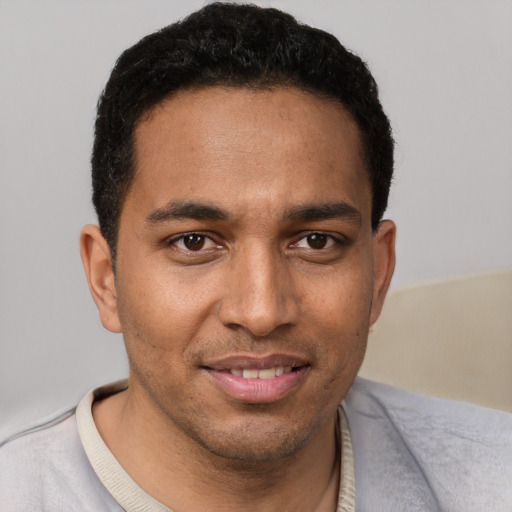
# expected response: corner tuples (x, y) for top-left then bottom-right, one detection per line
(80, 225), (122, 333)
(369, 220), (396, 326)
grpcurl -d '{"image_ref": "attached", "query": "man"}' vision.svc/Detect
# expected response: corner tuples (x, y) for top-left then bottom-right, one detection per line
(1, 3), (511, 511)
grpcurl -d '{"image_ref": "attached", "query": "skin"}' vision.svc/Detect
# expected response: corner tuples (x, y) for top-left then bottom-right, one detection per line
(81, 86), (395, 511)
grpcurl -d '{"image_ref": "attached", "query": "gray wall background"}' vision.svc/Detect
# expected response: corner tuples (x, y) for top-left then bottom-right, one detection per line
(1, 0), (511, 437)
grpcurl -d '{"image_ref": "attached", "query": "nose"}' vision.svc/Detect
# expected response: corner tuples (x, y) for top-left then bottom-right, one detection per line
(217, 244), (301, 337)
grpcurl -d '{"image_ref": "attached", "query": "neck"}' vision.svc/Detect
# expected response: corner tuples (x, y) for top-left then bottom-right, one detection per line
(93, 385), (341, 512)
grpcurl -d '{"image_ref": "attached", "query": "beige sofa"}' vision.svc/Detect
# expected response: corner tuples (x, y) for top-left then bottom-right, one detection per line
(359, 271), (512, 412)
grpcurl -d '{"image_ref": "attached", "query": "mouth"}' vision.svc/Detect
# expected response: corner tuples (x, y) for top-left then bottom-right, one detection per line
(202, 355), (310, 404)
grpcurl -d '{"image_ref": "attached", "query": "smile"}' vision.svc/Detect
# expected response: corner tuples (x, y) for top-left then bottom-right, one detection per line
(202, 356), (310, 403)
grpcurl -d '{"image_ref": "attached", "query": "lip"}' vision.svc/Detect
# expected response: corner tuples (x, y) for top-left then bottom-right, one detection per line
(202, 353), (310, 404)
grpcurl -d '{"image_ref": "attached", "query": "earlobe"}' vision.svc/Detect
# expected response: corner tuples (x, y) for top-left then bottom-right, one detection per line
(369, 220), (396, 326)
(80, 225), (122, 333)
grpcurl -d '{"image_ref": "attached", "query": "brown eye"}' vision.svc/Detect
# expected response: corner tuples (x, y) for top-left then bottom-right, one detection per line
(307, 233), (328, 249)
(183, 234), (205, 251)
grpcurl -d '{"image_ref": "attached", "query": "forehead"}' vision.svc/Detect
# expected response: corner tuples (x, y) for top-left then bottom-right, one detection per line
(129, 86), (370, 221)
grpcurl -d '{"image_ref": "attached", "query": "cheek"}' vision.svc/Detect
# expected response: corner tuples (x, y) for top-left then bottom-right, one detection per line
(304, 259), (374, 330)
(302, 261), (373, 376)
(116, 261), (217, 340)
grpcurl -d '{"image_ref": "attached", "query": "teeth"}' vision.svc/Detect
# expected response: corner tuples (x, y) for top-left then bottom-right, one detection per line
(258, 368), (276, 380)
(230, 367), (293, 379)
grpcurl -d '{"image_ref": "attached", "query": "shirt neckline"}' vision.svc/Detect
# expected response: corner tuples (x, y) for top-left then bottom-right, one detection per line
(76, 379), (355, 512)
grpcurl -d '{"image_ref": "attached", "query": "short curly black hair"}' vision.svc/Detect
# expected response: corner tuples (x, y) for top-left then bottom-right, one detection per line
(92, 2), (394, 259)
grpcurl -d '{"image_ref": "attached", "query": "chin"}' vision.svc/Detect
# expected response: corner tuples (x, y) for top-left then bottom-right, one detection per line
(184, 414), (320, 463)
(199, 431), (310, 463)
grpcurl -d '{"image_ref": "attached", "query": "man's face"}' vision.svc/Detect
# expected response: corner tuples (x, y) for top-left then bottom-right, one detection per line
(111, 86), (391, 461)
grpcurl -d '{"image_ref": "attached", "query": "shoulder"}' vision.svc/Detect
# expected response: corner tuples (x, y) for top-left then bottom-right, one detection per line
(345, 377), (512, 444)
(0, 407), (120, 511)
(0, 407), (78, 476)
(343, 377), (512, 511)
(346, 376), (512, 432)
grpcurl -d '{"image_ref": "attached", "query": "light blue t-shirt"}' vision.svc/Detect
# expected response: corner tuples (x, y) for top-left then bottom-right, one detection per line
(1, 378), (511, 511)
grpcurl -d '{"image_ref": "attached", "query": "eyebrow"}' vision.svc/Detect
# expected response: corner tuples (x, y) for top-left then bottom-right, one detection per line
(145, 200), (229, 225)
(145, 200), (361, 226)
(284, 202), (361, 224)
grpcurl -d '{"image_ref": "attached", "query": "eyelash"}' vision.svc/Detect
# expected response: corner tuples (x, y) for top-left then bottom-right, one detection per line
(167, 232), (348, 252)
(291, 232), (347, 251)
(167, 232), (220, 252)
